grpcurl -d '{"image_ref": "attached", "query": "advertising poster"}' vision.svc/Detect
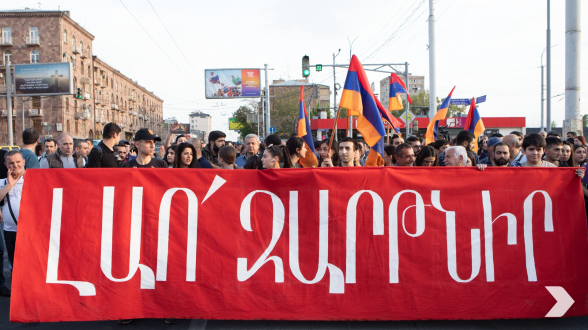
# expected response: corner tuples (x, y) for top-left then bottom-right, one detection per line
(205, 69), (260, 99)
(14, 62), (73, 96)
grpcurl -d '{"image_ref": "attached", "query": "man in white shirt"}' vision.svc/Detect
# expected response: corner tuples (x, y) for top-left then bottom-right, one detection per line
(0, 150), (26, 297)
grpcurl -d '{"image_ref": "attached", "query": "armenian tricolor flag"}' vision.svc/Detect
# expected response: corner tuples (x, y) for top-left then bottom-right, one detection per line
(297, 85), (319, 167)
(339, 55), (385, 166)
(389, 73), (412, 111)
(375, 97), (402, 134)
(424, 86), (455, 145)
(463, 97), (485, 153)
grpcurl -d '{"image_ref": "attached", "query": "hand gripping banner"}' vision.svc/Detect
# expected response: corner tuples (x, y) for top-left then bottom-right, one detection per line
(10, 167), (588, 322)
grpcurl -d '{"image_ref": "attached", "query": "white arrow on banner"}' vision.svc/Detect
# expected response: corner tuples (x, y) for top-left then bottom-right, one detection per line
(545, 286), (574, 317)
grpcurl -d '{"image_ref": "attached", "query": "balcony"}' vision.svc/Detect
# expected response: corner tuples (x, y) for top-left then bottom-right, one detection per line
(94, 98), (101, 105)
(95, 116), (101, 123)
(128, 96), (135, 102)
(28, 109), (43, 116)
(1, 109), (15, 117)
(25, 36), (40, 46)
(111, 104), (118, 111)
(0, 37), (12, 46)
(83, 93), (91, 100)
(94, 78), (100, 85)
(101, 117), (106, 124)
(0, 85), (15, 94)
(72, 47), (80, 54)
(138, 114), (143, 119)
(74, 111), (91, 121)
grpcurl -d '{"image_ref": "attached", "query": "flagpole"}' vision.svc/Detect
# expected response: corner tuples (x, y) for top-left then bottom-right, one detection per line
(328, 105), (344, 157)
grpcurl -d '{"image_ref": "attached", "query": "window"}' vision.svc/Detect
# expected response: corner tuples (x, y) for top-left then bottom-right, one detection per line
(79, 40), (83, 53)
(72, 56), (76, 69)
(33, 119), (42, 133)
(81, 61), (84, 74)
(75, 121), (79, 134)
(32, 96), (41, 109)
(66, 120), (70, 132)
(3, 50), (11, 64)
(72, 35), (76, 51)
(63, 29), (67, 43)
(29, 27), (38, 43)
(63, 52), (68, 62)
(86, 46), (90, 58)
(30, 50), (39, 63)
(2, 27), (11, 44)
(66, 98), (69, 111)
(73, 77), (77, 91)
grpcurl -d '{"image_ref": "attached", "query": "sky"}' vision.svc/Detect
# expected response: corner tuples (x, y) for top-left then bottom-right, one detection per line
(5, 0), (587, 141)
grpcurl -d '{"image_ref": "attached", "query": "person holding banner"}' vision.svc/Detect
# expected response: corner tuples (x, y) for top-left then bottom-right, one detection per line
(261, 144), (291, 169)
(394, 143), (416, 167)
(172, 143), (199, 169)
(338, 137), (359, 167)
(0, 150), (27, 298)
(286, 137), (307, 168)
(319, 139), (340, 168)
(122, 129), (166, 168)
(443, 146), (467, 166)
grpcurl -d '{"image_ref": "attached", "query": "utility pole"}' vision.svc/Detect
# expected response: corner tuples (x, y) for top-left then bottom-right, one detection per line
(428, 0), (436, 120)
(564, 0), (582, 136)
(333, 49), (341, 137)
(6, 62), (13, 146)
(541, 63), (545, 131)
(405, 62), (411, 136)
(264, 64), (270, 137)
(546, 0), (552, 131)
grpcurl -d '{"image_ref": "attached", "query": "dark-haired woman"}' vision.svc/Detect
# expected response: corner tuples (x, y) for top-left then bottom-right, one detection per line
(261, 144), (292, 169)
(286, 137), (307, 168)
(164, 145), (178, 168)
(173, 143), (199, 168)
(217, 146), (237, 169)
(573, 144), (587, 167)
(416, 146), (438, 166)
(319, 139), (340, 167)
(561, 141), (575, 167)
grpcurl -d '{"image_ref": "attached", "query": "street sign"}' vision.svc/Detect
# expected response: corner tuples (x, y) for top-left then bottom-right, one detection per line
(398, 109), (416, 125)
(228, 118), (243, 130)
(269, 126), (276, 133)
(450, 95), (487, 106)
(316, 64), (322, 72)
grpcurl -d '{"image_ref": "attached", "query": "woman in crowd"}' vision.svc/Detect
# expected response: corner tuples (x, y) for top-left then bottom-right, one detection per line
(416, 146), (438, 166)
(173, 143), (199, 168)
(432, 139), (450, 155)
(218, 146), (237, 169)
(573, 144), (587, 167)
(574, 136), (587, 148)
(286, 137), (307, 168)
(261, 144), (292, 169)
(164, 145), (178, 168)
(477, 137), (489, 160)
(466, 150), (478, 166)
(561, 141), (575, 167)
(384, 145), (396, 166)
(319, 139), (340, 167)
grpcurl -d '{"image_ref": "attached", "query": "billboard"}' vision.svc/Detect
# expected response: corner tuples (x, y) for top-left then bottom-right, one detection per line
(14, 62), (73, 96)
(229, 118), (244, 130)
(205, 69), (260, 99)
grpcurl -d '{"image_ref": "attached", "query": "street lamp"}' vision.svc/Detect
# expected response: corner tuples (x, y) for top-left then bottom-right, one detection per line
(540, 44), (557, 131)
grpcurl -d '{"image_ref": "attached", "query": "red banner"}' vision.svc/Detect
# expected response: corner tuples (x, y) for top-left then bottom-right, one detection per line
(10, 168), (588, 322)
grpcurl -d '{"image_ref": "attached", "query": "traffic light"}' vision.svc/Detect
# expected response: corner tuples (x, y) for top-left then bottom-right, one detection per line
(316, 64), (322, 72)
(302, 55), (310, 77)
(76, 88), (82, 99)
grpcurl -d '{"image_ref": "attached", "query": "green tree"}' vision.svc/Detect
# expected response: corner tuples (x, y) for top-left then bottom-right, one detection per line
(271, 92), (299, 135)
(583, 114), (588, 127)
(232, 106), (258, 139)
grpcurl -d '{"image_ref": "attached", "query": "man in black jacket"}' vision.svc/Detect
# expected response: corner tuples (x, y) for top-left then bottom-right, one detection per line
(86, 123), (122, 168)
(201, 130), (226, 168)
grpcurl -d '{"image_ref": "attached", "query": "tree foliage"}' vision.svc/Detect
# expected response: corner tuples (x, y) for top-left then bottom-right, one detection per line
(232, 106), (258, 140)
(271, 92), (299, 135)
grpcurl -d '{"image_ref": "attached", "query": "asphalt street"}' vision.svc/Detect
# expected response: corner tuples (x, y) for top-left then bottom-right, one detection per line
(1, 249), (588, 329)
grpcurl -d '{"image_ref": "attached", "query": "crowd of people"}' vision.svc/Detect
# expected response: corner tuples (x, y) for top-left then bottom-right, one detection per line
(0, 122), (586, 324)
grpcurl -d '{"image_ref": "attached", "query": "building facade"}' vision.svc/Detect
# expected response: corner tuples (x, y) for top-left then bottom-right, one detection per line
(0, 8), (164, 145)
(189, 110), (211, 139)
(379, 74), (425, 110)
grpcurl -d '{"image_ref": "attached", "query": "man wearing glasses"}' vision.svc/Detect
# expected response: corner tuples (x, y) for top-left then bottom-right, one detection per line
(406, 136), (422, 156)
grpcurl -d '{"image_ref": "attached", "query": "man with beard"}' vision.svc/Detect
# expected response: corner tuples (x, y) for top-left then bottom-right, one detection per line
(478, 137), (502, 166)
(202, 130), (226, 168)
(338, 137), (359, 167)
(439, 130), (476, 166)
(477, 142), (510, 170)
(394, 143), (416, 167)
